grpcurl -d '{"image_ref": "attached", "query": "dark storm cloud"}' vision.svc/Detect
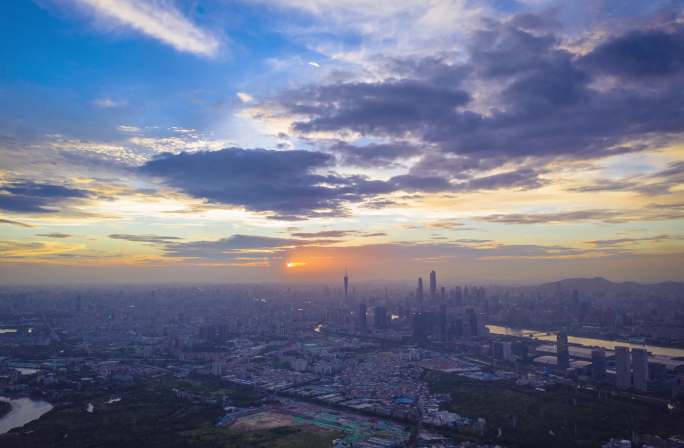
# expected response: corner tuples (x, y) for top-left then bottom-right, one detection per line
(656, 160), (684, 178)
(137, 16), (684, 220)
(290, 230), (358, 238)
(140, 147), (471, 219)
(290, 230), (387, 238)
(287, 79), (471, 136)
(109, 234), (183, 244)
(570, 180), (638, 193)
(641, 203), (684, 221)
(456, 168), (547, 191)
(409, 152), (502, 179)
(141, 148), (356, 219)
(0, 181), (90, 213)
(0, 218), (33, 227)
(329, 141), (420, 167)
(426, 220), (466, 230)
(389, 174), (452, 192)
(585, 235), (682, 247)
(395, 165), (545, 193)
(573, 179), (674, 196)
(382, 55), (471, 85)
(570, 161), (684, 195)
(476, 203), (684, 225)
(452, 238), (492, 244)
(362, 198), (400, 209)
(139, 16), (684, 221)
(276, 19), (684, 165)
(476, 210), (625, 224)
(162, 234), (586, 262)
(37, 233), (72, 238)
(468, 22), (562, 80)
(580, 27), (684, 78)
(164, 234), (305, 259)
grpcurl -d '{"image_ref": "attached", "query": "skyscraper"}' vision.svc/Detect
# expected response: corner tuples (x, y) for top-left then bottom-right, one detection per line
(429, 270), (437, 299)
(615, 346), (631, 389)
(591, 349), (606, 382)
(374, 306), (389, 329)
(465, 308), (481, 338)
(358, 303), (367, 332)
(413, 312), (428, 341)
(556, 331), (570, 369)
(417, 277), (424, 307)
(631, 348), (649, 392)
(344, 269), (349, 300)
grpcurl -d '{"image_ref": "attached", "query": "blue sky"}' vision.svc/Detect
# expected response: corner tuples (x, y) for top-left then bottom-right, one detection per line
(1, 0), (683, 284)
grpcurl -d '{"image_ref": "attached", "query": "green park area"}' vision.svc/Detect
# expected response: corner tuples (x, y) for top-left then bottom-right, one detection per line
(427, 371), (683, 448)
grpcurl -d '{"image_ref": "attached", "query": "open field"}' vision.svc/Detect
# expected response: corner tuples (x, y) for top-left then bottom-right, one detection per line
(183, 424), (341, 448)
(231, 411), (297, 431)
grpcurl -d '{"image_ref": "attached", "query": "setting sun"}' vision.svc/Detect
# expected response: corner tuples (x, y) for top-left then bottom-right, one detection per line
(286, 261), (307, 268)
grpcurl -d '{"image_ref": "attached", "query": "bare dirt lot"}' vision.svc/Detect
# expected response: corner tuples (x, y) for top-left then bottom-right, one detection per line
(231, 411), (297, 431)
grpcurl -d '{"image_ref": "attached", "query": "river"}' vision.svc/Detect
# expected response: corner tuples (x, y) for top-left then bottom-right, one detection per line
(0, 396), (53, 434)
(487, 325), (684, 359)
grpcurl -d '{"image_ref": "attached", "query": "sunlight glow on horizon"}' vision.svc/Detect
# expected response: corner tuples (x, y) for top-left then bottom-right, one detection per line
(286, 261), (307, 269)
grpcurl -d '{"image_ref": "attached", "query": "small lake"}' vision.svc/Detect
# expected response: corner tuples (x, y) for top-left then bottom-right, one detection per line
(0, 396), (53, 434)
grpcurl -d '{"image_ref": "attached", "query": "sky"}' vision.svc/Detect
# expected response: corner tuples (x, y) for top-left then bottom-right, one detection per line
(1, 0), (684, 284)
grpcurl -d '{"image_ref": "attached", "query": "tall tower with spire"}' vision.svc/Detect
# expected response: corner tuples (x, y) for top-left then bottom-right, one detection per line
(344, 269), (349, 301)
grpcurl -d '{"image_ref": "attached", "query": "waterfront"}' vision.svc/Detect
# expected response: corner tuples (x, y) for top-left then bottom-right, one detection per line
(487, 325), (684, 358)
(0, 397), (53, 434)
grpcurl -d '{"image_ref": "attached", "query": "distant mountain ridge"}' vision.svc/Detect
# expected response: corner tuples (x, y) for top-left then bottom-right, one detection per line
(533, 277), (684, 298)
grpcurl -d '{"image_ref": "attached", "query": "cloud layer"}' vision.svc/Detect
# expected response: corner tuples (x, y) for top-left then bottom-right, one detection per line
(76, 0), (219, 56)
(274, 20), (684, 173)
(0, 181), (90, 213)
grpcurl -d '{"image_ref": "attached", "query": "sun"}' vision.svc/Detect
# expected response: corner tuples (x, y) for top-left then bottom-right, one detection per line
(286, 261), (307, 268)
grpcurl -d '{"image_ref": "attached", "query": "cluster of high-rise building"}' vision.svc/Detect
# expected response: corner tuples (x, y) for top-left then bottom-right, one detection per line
(343, 270), (489, 343)
(554, 334), (650, 391)
(615, 346), (649, 392)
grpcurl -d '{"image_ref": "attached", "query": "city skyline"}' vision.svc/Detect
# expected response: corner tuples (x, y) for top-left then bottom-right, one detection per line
(2, 1), (684, 284)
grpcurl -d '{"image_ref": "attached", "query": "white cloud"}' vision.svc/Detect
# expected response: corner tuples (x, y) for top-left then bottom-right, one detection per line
(170, 127), (195, 134)
(236, 92), (254, 103)
(308, 61), (321, 68)
(117, 125), (141, 133)
(46, 135), (148, 165)
(76, 0), (220, 57)
(249, 0), (491, 63)
(128, 135), (232, 153)
(93, 97), (126, 108)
